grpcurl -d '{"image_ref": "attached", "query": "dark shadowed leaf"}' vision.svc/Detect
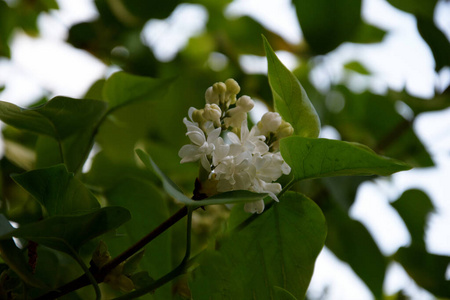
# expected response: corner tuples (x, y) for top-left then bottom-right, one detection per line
(416, 16), (450, 72)
(0, 96), (107, 139)
(324, 202), (386, 299)
(391, 189), (434, 247)
(292, 0), (362, 53)
(0, 207), (131, 255)
(395, 246), (450, 298)
(0, 215), (46, 288)
(280, 137), (411, 181)
(103, 178), (170, 300)
(264, 37), (321, 138)
(190, 192), (326, 299)
(12, 164), (100, 216)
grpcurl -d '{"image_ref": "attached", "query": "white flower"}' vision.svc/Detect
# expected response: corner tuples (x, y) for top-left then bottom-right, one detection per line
(224, 96), (254, 128)
(178, 118), (221, 172)
(257, 112), (282, 135)
(212, 152), (253, 192)
(227, 120), (268, 156)
(203, 104), (222, 127)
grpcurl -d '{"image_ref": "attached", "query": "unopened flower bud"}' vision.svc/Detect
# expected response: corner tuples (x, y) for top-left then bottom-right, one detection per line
(236, 96), (254, 111)
(225, 78), (240, 105)
(203, 104), (222, 127)
(192, 109), (206, 124)
(205, 87), (219, 105)
(276, 120), (294, 138)
(258, 112), (282, 135)
(225, 78), (240, 95)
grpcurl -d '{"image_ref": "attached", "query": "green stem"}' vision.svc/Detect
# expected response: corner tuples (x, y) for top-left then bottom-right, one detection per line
(67, 245), (101, 300)
(112, 207), (194, 300)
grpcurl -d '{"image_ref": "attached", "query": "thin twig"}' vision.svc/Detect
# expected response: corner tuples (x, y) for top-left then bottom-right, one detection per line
(33, 206), (188, 300)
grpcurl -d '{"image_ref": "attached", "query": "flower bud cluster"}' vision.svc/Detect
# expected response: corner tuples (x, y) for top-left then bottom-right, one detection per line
(178, 79), (293, 214)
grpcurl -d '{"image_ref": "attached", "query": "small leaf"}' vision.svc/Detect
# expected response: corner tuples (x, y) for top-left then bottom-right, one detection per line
(0, 96), (107, 139)
(391, 189), (434, 247)
(280, 137), (411, 181)
(12, 164), (100, 216)
(0, 215), (46, 288)
(0, 207), (131, 255)
(136, 149), (268, 207)
(263, 36), (321, 138)
(343, 61), (370, 75)
(190, 192), (327, 299)
(103, 72), (174, 112)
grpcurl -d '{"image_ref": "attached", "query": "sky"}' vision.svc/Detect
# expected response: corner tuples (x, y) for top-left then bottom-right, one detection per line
(0, 0), (449, 299)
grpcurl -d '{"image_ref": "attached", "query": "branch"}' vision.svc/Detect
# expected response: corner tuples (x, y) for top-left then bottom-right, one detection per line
(33, 206), (188, 300)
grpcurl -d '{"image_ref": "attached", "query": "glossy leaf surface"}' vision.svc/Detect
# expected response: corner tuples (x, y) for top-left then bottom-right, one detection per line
(264, 37), (321, 138)
(280, 136), (411, 181)
(190, 192), (327, 299)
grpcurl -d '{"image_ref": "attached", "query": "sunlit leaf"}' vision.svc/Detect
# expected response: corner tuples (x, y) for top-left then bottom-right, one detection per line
(12, 164), (100, 216)
(190, 192), (326, 299)
(280, 136), (411, 181)
(343, 61), (370, 75)
(0, 96), (107, 139)
(263, 36), (321, 138)
(0, 207), (130, 255)
(136, 149), (268, 206)
(103, 71), (174, 112)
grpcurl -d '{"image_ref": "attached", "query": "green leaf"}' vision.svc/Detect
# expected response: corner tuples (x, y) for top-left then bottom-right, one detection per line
(263, 36), (321, 138)
(416, 16), (450, 72)
(324, 202), (386, 299)
(103, 178), (170, 300)
(292, 0), (362, 53)
(136, 149), (268, 206)
(0, 96), (107, 139)
(343, 61), (370, 75)
(190, 192), (327, 299)
(102, 72), (174, 112)
(0, 215), (46, 288)
(386, 0), (437, 18)
(0, 207), (131, 255)
(280, 136), (411, 181)
(11, 164), (100, 216)
(391, 189), (434, 247)
(394, 246), (450, 298)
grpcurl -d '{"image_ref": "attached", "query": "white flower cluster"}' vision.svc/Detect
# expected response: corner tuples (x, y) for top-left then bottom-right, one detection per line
(178, 79), (293, 214)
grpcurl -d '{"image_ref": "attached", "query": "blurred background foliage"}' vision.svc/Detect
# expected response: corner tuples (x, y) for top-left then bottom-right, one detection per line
(0, 0), (449, 299)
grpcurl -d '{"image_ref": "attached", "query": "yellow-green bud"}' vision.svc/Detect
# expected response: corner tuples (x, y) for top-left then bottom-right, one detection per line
(203, 104), (222, 127)
(192, 109), (206, 124)
(276, 120), (294, 138)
